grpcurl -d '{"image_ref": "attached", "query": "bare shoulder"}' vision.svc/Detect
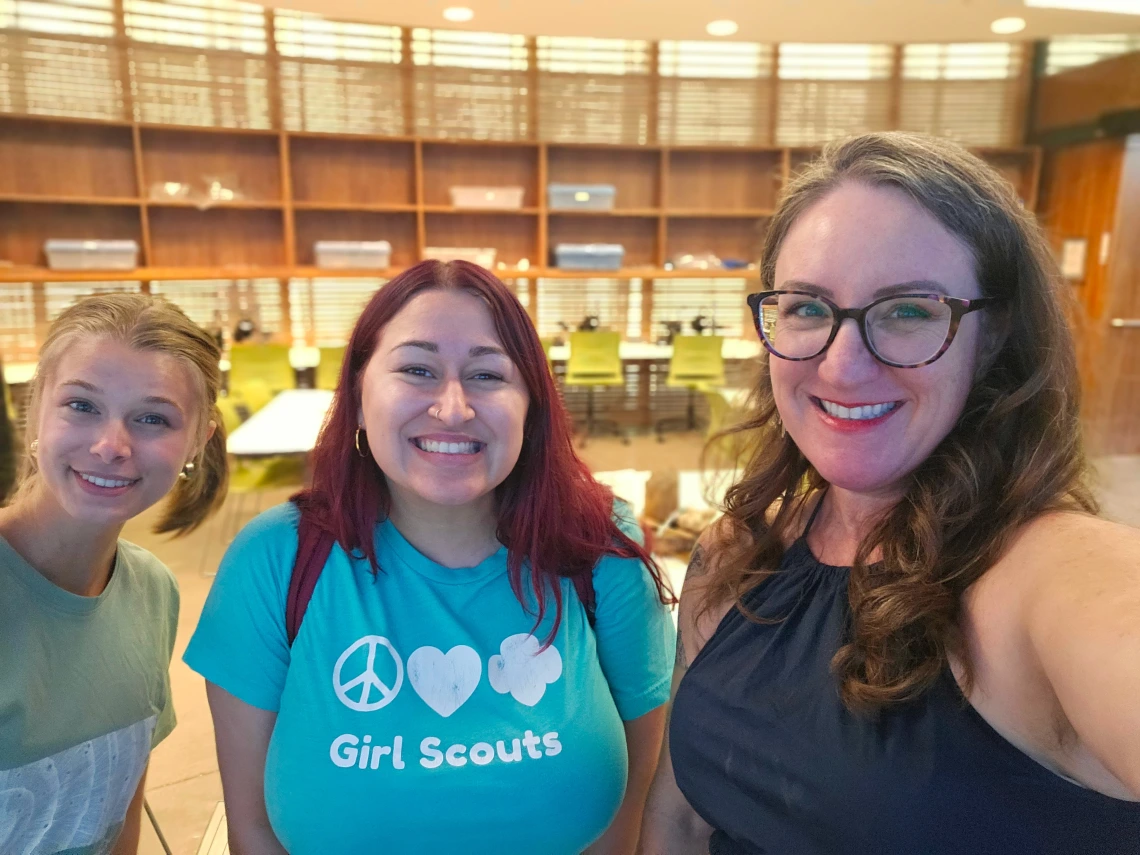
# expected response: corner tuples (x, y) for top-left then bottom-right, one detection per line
(1002, 511), (1140, 578)
(984, 511), (1140, 620)
(677, 516), (749, 666)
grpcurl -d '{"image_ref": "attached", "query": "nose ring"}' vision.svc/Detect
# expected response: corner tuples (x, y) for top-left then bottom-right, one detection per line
(429, 406), (442, 420)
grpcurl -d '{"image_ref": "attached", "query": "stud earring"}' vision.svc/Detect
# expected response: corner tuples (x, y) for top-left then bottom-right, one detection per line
(29, 439), (38, 456)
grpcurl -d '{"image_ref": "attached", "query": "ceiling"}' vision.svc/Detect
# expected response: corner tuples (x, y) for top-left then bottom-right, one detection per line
(266, 0), (1140, 43)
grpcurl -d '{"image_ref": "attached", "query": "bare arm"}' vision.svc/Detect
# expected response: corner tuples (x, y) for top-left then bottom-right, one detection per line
(206, 682), (288, 855)
(1021, 514), (1140, 797)
(111, 766), (147, 855)
(586, 705), (668, 855)
(638, 541), (733, 854)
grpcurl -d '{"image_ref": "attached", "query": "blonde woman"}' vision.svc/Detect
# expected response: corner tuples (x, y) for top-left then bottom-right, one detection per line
(642, 133), (1140, 853)
(0, 294), (228, 855)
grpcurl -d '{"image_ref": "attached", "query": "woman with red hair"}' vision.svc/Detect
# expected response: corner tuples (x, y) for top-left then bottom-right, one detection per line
(186, 260), (675, 854)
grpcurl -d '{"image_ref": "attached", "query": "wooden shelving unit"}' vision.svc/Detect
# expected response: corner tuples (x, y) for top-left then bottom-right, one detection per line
(0, 110), (1043, 356)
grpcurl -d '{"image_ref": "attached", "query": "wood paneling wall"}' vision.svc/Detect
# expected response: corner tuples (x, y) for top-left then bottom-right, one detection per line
(1034, 51), (1140, 134)
(1039, 136), (1140, 453)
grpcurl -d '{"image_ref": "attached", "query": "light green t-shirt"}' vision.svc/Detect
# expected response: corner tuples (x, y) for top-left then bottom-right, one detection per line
(0, 536), (179, 855)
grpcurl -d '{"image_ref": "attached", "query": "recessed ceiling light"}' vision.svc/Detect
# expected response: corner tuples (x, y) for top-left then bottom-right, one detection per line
(443, 6), (475, 23)
(991, 16), (1028, 33)
(706, 19), (739, 37)
(1025, 0), (1140, 12)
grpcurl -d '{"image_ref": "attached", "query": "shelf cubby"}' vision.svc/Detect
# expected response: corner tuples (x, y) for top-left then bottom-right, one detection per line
(547, 214), (659, 267)
(424, 212), (539, 266)
(0, 202), (143, 267)
(140, 128), (282, 204)
(547, 146), (661, 210)
(0, 116), (138, 200)
(294, 211), (418, 268)
(421, 142), (539, 208)
(147, 208), (285, 268)
(667, 149), (784, 213)
(665, 216), (768, 267)
(289, 137), (416, 207)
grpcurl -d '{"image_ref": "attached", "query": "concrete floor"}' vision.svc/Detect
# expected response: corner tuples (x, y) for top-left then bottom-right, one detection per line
(129, 442), (1140, 855)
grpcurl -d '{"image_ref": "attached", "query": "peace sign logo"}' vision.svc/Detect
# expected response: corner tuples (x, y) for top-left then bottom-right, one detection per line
(332, 636), (404, 712)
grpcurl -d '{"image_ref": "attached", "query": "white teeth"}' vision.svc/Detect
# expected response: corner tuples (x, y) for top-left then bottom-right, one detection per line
(819, 399), (897, 421)
(416, 439), (480, 455)
(80, 473), (133, 488)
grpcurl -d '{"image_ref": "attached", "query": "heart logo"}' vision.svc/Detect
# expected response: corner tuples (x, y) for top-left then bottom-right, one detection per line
(407, 645), (482, 718)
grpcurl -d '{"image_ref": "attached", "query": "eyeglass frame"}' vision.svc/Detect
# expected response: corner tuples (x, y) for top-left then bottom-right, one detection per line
(746, 290), (1006, 369)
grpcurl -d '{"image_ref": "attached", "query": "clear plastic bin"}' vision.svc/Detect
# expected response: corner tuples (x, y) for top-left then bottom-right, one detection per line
(314, 241), (392, 269)
(449, 186), (525, 210)
(553, 243), (625, 271)
(44, 240), (139, 271)
(548, 183), (617, 211)
(424, 247), (497, 269)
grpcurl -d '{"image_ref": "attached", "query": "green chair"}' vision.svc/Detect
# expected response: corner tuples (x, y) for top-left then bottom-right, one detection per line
(656, 335), (726, 441)
(317, 346), (346, 391)
(564, 331), (626, 446)
(228, 344), (295, 395)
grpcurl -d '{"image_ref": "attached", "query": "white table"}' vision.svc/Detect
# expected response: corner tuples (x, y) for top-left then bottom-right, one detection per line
(546, 339), (761, 362)
(226, 388), (334, 456)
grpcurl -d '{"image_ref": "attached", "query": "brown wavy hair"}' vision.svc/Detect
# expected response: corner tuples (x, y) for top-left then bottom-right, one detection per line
(702, 132), (1096, 711)
(18, 293), (228, 535)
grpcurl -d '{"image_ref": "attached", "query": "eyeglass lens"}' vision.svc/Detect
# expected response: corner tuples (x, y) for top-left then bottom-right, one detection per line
(758, 293), (953, 366)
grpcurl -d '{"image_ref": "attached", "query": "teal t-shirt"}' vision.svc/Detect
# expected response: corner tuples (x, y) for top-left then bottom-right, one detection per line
(0, 537), (178, 855)
(185, 502), (674, 855)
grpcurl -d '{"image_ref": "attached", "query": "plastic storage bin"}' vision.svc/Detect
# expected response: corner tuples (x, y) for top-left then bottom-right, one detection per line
(548, 183), (617, 211)
(424, 247), (497, 269)
(553, 243), (625, 271)
(449, 186), (525, 210)
(314, 241), (392, 269)
(44, 240), (139, 271)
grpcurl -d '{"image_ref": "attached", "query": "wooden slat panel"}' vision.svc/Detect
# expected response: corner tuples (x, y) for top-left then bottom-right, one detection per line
(535, 277), (638, 339)
(776, 44), (893, 146)
(129, 43), (271, 128)
(649, 277), (749, 340)
(151, 276), (283, 340)
(44, 279), (141, 319)
(657, 40), (773, 146)
(412, 28), (529, 141)
(0, 282), (38, 363)
(899, 43), (1024, 147)
(536, 37), (651, 145)
(280, 58), (404, 135)
(289, 275), (381, 345)
(0, 29), (125, 120)
(275, 9), (404, 135)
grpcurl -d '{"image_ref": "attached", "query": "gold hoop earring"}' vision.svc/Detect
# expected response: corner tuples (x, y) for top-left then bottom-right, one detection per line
(178, 461), (195, 481)
(355, 427), (368, 458)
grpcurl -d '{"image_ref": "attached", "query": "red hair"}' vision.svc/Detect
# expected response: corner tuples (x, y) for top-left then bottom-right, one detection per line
(295, 260), (672, 635)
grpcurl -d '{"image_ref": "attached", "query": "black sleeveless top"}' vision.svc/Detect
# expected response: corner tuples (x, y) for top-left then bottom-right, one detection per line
(670, 522), (1140, 854)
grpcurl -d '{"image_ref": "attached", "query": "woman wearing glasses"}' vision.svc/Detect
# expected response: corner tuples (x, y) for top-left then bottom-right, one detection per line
(640, 132), (1140, 854)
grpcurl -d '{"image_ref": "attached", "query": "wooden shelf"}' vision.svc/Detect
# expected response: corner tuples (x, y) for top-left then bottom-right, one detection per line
(547, 208), (661, 217)
(0, 194), (140, 206)
(292, 202), (418, 212)
(0, 264), (760, 283)
(422, 205), (540, 215)
(146, 199), (285, 210)
(666, 209), (773, 218)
